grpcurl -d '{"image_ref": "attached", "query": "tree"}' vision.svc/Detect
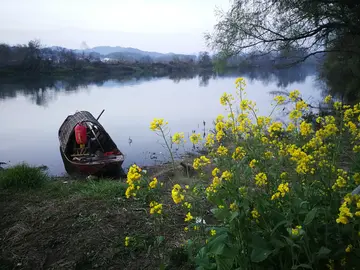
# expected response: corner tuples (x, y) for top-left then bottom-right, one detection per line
(206, 0), (360, 64)
(197, 52), (212, 68)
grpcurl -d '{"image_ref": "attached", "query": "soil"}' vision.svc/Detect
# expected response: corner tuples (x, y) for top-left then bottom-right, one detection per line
(0, 189), (190, 270)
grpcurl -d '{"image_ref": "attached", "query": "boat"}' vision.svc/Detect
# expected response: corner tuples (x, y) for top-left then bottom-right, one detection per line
(58, 110), (125, 178)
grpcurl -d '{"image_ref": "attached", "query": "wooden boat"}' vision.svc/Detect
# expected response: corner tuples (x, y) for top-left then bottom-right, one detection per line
(58, 110), (125, 178)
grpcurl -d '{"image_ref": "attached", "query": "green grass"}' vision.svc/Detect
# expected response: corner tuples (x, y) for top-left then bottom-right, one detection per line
(0, 163), (48, 190)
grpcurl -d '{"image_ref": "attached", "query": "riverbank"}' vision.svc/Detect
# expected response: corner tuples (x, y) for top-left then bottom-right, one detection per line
(0, 61), (213, 79)
(0, 161), (198, 270)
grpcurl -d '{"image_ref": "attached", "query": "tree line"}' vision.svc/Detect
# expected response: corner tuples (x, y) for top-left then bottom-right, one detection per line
(0, 39), (321, 77)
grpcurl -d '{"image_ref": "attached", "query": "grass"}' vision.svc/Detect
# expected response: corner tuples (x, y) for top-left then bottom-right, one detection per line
(0, 163), (48, 190)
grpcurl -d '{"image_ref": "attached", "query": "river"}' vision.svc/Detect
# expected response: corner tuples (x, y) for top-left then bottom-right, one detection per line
(0, 69), (323, 176)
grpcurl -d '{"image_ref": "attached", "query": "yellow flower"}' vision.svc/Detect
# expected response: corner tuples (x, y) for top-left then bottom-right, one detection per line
(296, 100), (308, 111)
(149, 201), (163, 215)
(354, 173), (360, 185)
(193, 156), (211, 170)
(271, 192), (280, 200)
(210, 229), (216, 236)
(148, 177), (158, 189)
(274, 95), (286, 104)
(271, 182), (290, 200)
(217, 145), (228, 156)
(126, 164), (143, 198)
(280, 172), (288, 179)
(353, 145), (360, 152)
(190, 133), (202, 144)
(220, 92), (234, 105)
(289, 110), (302, 120)
(336, 199), (353, 224)
(221, 170), (233, 181)
(235, 77), (246, 90)
(264, 151), (273, 159)
(193, 225), (199, 231)
(332, 169), (349, 191)
(240, 100), (249, 110)
(205, 133), (215, 147)
(125, 236), (131, 247)
(291, 225), (302, 236)
(345, 244), (352, 253)
(185, 185), (189, 189)
(172, 184), (185, 204)
(172, 132), (185, 144)
(249, 159), (257, 168)
(232, 146), (246, 160)
(286, 122), (296, 132)
(183, 202), (192, 209)
(299, 121), (313, 136)
(255, 172), (268, 186)
(212, 167), (220, 177)
(251, 208), (260, 219)
(278, 182), (290, 196)
(230, 202), (237, 211)
(185, 212), (194, 222)
(289, 90), (300, 101)
(150, 118), (167, 131)
(184, 227), (189, 232)
(268, 122), (283, 136)
(324, 95), (332, 103)
(333, 101), (342, 110)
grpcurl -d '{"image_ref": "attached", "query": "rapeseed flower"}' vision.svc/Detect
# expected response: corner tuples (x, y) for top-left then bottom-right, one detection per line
(289, 90), (300, 101)
(217, 145), (228, 156)
(172, 184), (184, 204)
(148, 177), (158, 189)
(249, 159), (257, 168)
(185, 212), (194, 222)
(232, 146), (246, 160)
(149, 201), (163, 215)
(255, 172), (268, 186)
(172, 132), (185, 144)
(190, 133), (202, 144)
(220, 92), (234, 105)
(251, 208), (260, 220)
(274, 95), (286, 104)
(221, 170), (233, 181)
(150, 118), (168, 131)
(193, 156), (211, 170)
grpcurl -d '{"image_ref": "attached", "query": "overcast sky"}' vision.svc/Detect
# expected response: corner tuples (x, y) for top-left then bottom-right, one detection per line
(0, 0), (230, 53)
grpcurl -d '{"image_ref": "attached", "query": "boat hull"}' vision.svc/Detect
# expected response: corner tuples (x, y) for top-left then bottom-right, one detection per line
(60, 147), (125, 178)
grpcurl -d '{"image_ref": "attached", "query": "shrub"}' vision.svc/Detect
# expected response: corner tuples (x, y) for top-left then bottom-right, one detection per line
(127, 78), (360, 269)
(0, 163), (48, 190)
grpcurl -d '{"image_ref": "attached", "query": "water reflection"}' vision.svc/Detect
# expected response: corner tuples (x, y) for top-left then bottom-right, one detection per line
(0, 65), (317, 107)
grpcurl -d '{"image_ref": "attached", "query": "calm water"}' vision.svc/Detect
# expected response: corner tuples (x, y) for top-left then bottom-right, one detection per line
(0, 71), (322, 176)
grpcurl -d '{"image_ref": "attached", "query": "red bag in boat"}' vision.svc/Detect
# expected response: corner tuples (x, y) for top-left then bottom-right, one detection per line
(75, 123), (87, 145)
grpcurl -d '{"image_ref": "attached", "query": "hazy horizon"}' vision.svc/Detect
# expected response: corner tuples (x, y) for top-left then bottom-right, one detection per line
(0, 0), (230, 54)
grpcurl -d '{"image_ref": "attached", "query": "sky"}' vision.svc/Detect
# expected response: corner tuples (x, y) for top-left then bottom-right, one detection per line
(0, 0), (230, 54)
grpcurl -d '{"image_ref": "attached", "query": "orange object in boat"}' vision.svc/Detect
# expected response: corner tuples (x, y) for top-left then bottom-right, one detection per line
(75, 123), (87, 147)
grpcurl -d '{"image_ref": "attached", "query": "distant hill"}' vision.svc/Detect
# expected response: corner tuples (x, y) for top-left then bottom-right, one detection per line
(73, 46), (197, 62)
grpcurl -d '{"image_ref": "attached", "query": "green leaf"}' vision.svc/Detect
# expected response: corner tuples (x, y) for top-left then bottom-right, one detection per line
(304, 208), (317, 225)
(216, 256), (234, 270)
(250, 233), (269, 250)
(271, 220), (289, 235)
(250, 247), (272, 263)
(291, 264), (312, 269)
(250, 233), (272, 263)
(317, 246), (331, 258)
(229, 211), (239, 222)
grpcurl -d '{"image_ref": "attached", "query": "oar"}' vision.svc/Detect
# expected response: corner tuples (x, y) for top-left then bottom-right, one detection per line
(97, 109), (105, 120)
